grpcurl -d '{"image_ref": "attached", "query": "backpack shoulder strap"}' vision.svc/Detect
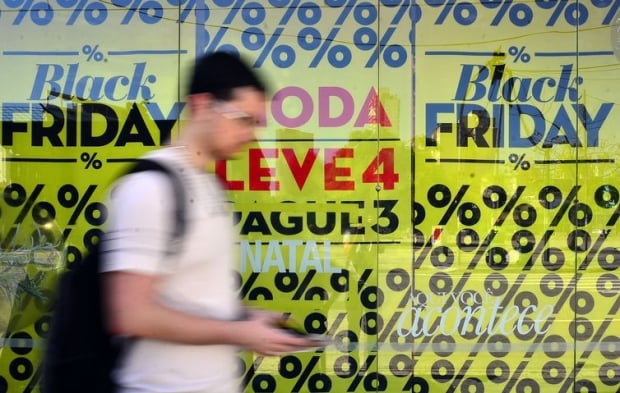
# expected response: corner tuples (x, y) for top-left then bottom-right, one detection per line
(125, 159), (187, 242)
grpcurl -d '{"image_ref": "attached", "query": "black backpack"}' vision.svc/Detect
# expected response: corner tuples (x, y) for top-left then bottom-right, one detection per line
(42, 159), (186, 393)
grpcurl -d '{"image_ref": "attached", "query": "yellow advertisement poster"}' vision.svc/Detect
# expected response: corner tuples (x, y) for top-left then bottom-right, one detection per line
(415, 1), (619, 392)
(0, 1), (414, 392)
(0, 0), (619, 392)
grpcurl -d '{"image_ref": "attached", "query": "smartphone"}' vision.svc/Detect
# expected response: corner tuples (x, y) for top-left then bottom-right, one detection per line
(275, 318), (328, 345)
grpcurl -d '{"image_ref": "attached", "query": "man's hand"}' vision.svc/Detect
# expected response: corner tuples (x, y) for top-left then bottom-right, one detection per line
(236, 309), (323, 356)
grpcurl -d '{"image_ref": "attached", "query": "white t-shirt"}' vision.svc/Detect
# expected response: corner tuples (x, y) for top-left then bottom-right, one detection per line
(100, 147), (243, 393)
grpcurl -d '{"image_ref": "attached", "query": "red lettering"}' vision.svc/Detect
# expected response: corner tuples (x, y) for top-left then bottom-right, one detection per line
(324, 148), (354, 191)
(249, 148), (279, 191)
(215, 160), (244, 190)
(361, 148), (399, 190)
(217, 147), (398, 191)
(282, 148), (319, 190)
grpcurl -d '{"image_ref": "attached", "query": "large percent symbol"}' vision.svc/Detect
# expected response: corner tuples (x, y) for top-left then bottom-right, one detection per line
(534, 0), (589, 26)
(352, 268), (413, 389)
(56, 0), (108, 25)
(414, 184), (479, 267)
(274, 270), (328, 301)
(1, 184), (56, 249)
(521, 185), (580, 270)
(575, 184), (620, 271)
(246, 310), (335, 392)
(240, 270), (274, 300)
(280, 355), (330, 392)
(308, 0), (356, 68)
(245, 305), (337, 392)
(424, 0), (477, 26)
(327, 312), (386, 392)
(383, 268), (417, 388)
(480, 0), (533, 26)
(296, 0), (350, 68)
(244, 357), (272, 392)
(596, 184), (620, 211)
(165, 0), (196, 23)
(406, 187), (527, 362)
(57, 184), (106, 228)
(199, 0), (247, 55)
(346, 355), (388, 392)
(111, 0), (163, 24)
(357, 268), (406, 351)
(474, 184), (526, 271)
(354, 1), (409, 68)
(593, 0), (620, 24)
(241, 0), (296, 68)
(278, 311), (345, 392)
(56, 184), (107, 265)
(4, 0), (53, 25)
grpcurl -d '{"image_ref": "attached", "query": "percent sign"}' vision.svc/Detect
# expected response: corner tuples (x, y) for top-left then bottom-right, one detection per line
(422, 185), (525, 271)
(468, 184), (526, 271)
(414, 184), (483, 266)
(507, 45), (530, 62)
(56, 0), (108, 25)
(480, 0), (533, 26)
(57, 184), (106, 228)
(111, 0), (164, 24)
(240, 271), (274, 300)
(4, 0), (54, 25)
(1, 184), (57, 249)
(508, 153), (531, 170)
(280, 354), (331, 392)
(81, 152), (102, 169)
(57, 184), (107, 260)
(274, 271), (329, 301)
(239, 1), (297, 68)
(593, 0), (620, 25)
(358, 269), (413, 355)
(520, 185), (580, 269)
(425, 0), (478, 26)
(344, 355), (389, 392)
(354, 1), (410, 68)
(165, 0), (196, 23)
(535, 0), (589, 26)
(586, 184), (620, 269)
(308, 0), (356, 68)
(279, 311), (347, 392)
(82, 44), (104, 62)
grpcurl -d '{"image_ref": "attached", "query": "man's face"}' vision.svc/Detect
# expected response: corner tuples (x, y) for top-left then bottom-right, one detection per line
(202, 87), (265, 161)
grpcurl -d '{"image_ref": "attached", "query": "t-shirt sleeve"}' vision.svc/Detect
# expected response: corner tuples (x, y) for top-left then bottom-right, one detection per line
(100, 171), (177, 274)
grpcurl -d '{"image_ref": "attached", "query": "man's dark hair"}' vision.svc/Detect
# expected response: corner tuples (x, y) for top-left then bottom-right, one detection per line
(188, 51), (266, 100)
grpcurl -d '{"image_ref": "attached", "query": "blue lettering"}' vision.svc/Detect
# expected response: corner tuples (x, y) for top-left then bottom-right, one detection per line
(454, 64), (489, 101)
(105, 75), (131, 101)
(508, 104), (545, 147)
(556, 64), (581, 102)
(30, 64), (64, 100)
(453, 64), (582, 103)
(29, 63), (156, 102)
(425, 103), (454, 146)
(531, 77), (556, 102)
(127, 62), (156, 101)
(2, 103), (29, 145)
(146, 102), (185, 145)
(543, 105), (580, 147)
(576, 103), (613, 147)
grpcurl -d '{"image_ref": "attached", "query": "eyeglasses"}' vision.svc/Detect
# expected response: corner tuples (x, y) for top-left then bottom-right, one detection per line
(213, 101), (258, 127)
